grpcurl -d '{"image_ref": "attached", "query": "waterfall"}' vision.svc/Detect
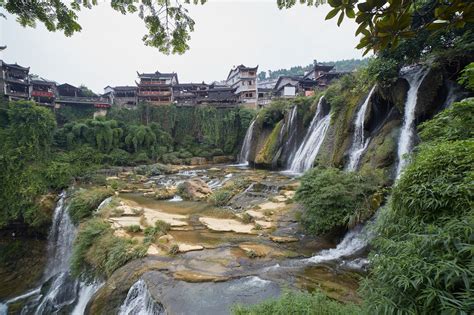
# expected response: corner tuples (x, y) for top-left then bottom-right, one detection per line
(2, 192), (104, 314)
(237, 120), (256, 165)
(284, 106), (299, 164)
(43, 192), (76, 279)
(119, 279), (165, 315)
(71, 281), (103, 315)
(395, 67), (428, 178)
(346, 86), (376, 171)
(306, 225), (369, 264)
(286, 97), (331, 174)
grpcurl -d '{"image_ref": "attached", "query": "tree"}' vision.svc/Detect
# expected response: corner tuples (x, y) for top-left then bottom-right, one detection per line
(2, 0), (206, 54)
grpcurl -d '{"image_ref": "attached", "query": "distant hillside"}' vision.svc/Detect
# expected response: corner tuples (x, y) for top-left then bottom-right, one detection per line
(258, 59), (369, 81)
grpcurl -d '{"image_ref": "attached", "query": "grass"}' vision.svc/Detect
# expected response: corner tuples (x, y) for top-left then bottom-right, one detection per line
(232, 290), (361, 315)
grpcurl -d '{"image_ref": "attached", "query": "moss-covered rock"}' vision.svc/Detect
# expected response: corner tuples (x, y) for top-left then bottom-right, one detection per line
(254, 121), (284, 168)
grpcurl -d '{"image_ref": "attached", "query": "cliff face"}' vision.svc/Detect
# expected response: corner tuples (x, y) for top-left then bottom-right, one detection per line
(245, 65), (470, 178)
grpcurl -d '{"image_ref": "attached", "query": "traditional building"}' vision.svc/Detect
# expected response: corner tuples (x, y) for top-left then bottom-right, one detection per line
(226, 65), (258, 107)
(103, 86), (137, 108)
(30, 75), (57, 107)
(273, 75), (303, 98)
(204, 84), (238, 106)
(56, 83), (110, 110)
(136, 71), (178, 105)
(0, 60), (30, 101)
(173, 83), (209, 105)
(302, 63), (335, 80)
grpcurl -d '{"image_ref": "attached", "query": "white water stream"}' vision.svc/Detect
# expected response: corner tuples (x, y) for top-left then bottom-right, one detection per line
(346, 86), (376, 171)
(395, 67), (428, 178)
(1, 192), (104, 314)
(118, 279), (164, 315)
(237, 120), (256, 165)
(286, 97), (331, 174)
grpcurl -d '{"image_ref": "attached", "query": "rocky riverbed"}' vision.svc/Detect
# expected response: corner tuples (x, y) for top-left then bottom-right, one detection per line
(87, 164), (364, 314)
(0, 163), (366, 315)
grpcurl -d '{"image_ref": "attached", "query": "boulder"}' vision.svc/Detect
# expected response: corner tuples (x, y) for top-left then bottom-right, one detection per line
(212, 155), (234, 164)
(177, 178), (212, 201)
(190, 157), (207, 165)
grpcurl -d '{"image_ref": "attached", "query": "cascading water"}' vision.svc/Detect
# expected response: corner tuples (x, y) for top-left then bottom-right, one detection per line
(306, 224), (370, 265)
(346, 86), (376, 171)
(119, 279), (165, 315)
(43, 192), (76, 279)
(237, 120), (256, 165)
(286, 97), (331, 174)
(1, 192), (103, 314)
(395, 67), (428, 178)
(283, 106), (299, 164)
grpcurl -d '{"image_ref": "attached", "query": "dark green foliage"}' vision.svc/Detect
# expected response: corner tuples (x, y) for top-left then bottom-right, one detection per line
(108, 104), (254, 157)
(125, 225), (141, 233)
(362, 100), (474, 314)
(458, 62), (474, 90)
(232, 290), (361, 315)
(295, 167), (382, 235)
(256, 100), (289, 128)
(418, 98), (474, 143)
(367, 57), (399, 87)
(68, 188), (114, 224)
(0, 102), (57, 228)
(71, 218), (146, 280)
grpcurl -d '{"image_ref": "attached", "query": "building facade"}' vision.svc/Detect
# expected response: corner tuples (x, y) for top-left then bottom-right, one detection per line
(104, 86), (138, 108)
(226, 65), (258, 107)
(0, 61), (30, 101)
(137, 71), (178, 105)
(30, 75), (56, 107)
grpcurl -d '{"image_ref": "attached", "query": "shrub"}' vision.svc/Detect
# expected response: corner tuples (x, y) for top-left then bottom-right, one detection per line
(125, 225), (141, 233)
(362, 141), (474, 314)
(143, 220), (170, 243)
(209, 189), (233, 206)
(71, 218), (146, 280)
(168, 244), (180, 256)
(232, 290), (361, 315)
(295, 167), (382, 235)
(362, 104), (474, 313)
(105, 148), (130, 166)
(68, 188), (114, 224)
(241, 213), (254, 224)
(418, 98), (474, 143)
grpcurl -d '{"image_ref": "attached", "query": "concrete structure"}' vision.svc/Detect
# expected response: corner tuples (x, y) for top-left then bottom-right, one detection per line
(0, 60), (30, 101)
(226, 65), (258, 107)
(137, 71), (178, 105)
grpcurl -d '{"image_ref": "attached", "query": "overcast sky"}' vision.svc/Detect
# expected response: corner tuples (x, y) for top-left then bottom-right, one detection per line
(0, 0), (364, 93)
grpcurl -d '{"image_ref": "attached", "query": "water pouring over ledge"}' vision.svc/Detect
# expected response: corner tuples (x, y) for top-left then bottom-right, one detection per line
(285, 96), (331, 174)
(395, 66), (428, 178)
(237, 120), (256, 165)
(1, 192), (103, 315)
(346, 86), (376, 171)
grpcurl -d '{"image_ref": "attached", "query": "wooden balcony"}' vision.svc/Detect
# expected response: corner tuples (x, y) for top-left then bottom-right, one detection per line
(32, 90), (55, 98)
(138, 91), (172, 96)
(5, 90), (29, 97)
